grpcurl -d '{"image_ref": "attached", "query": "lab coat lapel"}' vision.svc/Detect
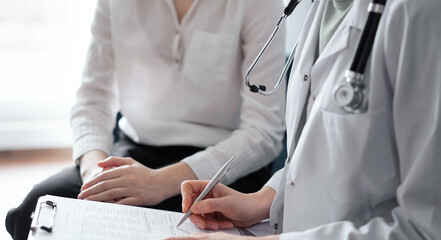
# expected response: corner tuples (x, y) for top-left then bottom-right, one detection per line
(285, 0), (323, 157)
(315, 0), (367, 63)
(286, 0), (372, 168)
(311, 0), (369, 107)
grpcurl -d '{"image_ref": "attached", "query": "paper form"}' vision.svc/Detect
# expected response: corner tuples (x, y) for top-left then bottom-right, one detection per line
(244, 219), (271, 237)
(28, 195), (240, 240)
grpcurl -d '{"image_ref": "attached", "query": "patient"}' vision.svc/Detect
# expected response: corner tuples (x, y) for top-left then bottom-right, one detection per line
(5, 0), (286, 239)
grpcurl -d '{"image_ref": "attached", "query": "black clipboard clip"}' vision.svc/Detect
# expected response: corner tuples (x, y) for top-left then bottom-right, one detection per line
(30, 200), (57, 233)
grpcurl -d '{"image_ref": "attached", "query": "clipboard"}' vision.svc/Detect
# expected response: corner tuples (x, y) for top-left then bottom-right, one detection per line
(30, 200), (57, 233)
(28, 195), (270, 239)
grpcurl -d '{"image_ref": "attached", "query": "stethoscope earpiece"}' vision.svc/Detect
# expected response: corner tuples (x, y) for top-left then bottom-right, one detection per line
(245, 0), (301, 96)
(249, 85), (268, 93)
(258, 85), (267, 91)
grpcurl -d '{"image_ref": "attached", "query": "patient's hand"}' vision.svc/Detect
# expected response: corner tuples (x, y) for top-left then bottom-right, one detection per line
(77, 157), (195, 206)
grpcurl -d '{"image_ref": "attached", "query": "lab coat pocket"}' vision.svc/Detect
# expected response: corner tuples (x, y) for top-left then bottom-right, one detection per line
(320, 109), (397, 218)
(183, 30), (234, 87)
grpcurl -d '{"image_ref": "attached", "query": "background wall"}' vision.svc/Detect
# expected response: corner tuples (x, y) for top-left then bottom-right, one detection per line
(0, 0), (95, 151)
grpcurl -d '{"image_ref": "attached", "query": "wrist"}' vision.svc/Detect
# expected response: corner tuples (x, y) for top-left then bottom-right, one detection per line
(156, 161), (197, 199)
(257, 235), (280, 240)
(79, 150), (108, 180)
(248, 186), (276, 221)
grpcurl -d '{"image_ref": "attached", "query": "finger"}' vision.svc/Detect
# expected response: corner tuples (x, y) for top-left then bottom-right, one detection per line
(82, 188), (128, 202)
(213, 212), (235, 229)
(98, 156), (134, 168)
(193, 214), (233, 230)
(187, 212), (222, 230)
(204, 213), (234, 230)
(102, 166), (114, 171)
(81, 167), (124, 191)
(163, 235), (206, 240)
(217, 221), (235, 230)
(78, 178), (124, 199)
(188, 214), (209, 229)
(190, 197), (229, 215)
(164, 233), (235, 240)
(114, 197), (139, 206)
(180, 180), (210, 212)
(199, 215), (219, 230)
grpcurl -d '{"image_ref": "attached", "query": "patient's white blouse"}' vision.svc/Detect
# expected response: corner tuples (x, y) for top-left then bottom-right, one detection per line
(71, 0), (286, 183)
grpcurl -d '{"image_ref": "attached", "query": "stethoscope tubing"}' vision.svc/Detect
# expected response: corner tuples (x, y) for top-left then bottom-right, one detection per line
(351, 1), (386, 74)
(334, 0), (386, 113)
(245, 15), (288, 95)
(246, 0), (387, 114)
(245, 0), (301, 95)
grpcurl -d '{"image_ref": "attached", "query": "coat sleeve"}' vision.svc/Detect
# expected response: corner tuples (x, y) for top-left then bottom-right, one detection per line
(265, 168), (284, 191)
(70, 0), (119, 163)
(182, 0), (287, 184)
(280, 0), (441, 239)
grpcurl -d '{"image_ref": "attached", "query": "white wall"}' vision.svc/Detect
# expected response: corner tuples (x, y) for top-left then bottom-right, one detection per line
(284, 0), (312, 53)
(0, 0), (95, 150)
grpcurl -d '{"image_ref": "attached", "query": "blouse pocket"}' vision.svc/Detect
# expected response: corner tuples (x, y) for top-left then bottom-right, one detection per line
(182, 30), (234, 87)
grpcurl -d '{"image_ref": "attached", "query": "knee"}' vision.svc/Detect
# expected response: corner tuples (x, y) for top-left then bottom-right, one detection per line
(6, 166), (81, 240)
(5, 207), (18, 236)
(6, 182), (50, 224)
(5, 197), (34, 240)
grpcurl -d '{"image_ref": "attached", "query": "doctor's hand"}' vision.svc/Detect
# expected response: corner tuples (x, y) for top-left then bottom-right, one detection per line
(164, 232), (280, 240)
(78, 156), (196, 206)
(180, 180), (276, 230)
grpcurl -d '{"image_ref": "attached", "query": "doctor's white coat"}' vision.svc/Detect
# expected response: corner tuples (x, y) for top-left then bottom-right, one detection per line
(266, 0), (441, 239)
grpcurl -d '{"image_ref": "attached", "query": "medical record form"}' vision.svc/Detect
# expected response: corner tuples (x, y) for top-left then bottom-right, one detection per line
(28, 195), (269, 239)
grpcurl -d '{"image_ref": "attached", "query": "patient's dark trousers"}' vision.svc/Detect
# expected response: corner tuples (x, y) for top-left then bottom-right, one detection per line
(5, 133), (271, 240)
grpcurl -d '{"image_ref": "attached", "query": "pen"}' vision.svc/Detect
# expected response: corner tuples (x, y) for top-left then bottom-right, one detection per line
(176, 156), (235, 227)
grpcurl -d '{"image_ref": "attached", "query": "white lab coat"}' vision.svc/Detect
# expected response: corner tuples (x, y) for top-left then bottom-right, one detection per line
(266, 0), (441, 239)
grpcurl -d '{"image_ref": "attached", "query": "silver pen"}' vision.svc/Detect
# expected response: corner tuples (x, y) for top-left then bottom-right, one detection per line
(176, 156), (235, 227)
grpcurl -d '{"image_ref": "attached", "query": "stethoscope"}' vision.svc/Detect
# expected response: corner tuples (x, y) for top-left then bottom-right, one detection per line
(245, 0), (387, 114)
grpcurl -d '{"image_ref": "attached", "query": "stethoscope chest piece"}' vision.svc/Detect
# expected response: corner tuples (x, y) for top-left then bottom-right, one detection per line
(333, 70), (368, 114)
(333, 83), (355, 106)
(331, 0), (386, 114)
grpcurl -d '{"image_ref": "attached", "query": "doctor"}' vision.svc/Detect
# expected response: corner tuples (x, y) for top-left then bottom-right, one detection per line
(167, 0), (441, 239)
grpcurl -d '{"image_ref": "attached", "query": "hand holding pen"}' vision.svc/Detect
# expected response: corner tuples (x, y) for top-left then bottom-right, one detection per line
(176, 155), (273, 231)
(177, 156), (235, 227)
